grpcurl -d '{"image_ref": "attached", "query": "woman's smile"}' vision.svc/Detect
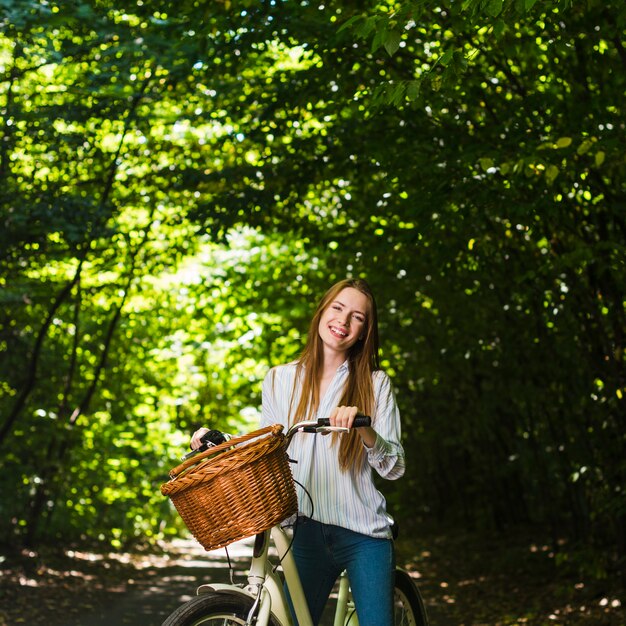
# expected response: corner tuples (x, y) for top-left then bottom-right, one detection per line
(329, 324), (348, 338)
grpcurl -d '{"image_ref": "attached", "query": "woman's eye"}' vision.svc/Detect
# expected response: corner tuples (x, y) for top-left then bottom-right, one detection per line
(353, 315), (365, 323)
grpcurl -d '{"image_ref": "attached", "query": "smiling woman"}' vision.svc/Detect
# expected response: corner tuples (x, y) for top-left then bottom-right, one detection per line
(190, 277), (406, 626)
(259, 278), (405, 626)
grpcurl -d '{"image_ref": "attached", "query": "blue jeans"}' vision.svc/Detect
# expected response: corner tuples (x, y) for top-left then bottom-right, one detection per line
(287, 517), (395, 626)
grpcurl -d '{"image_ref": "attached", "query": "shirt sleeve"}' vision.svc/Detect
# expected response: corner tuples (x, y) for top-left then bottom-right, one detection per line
(365, 370), (406, 480)
(261, 366), (287, 428)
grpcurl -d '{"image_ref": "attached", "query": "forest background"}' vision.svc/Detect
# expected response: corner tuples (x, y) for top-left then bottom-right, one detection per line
(0, 0), (625, 622)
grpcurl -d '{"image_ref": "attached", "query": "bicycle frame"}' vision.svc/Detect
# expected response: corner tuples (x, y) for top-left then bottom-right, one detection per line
(196, 523), (357, 626)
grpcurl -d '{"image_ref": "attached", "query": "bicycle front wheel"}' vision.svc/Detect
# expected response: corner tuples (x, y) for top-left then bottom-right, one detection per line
(161, 592), (281, 626)
(393, 568), (429, 626)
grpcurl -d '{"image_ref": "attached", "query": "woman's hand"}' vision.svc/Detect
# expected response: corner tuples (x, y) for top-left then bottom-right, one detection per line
(328, 405), (359, 428)
(328, 406), (377, 448)
(190, 427), (210, 450)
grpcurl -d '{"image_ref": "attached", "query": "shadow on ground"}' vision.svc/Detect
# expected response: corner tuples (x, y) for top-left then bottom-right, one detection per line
(2, 527), (624, 625)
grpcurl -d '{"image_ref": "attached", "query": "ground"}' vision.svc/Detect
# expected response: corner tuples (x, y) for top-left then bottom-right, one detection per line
(0, 526), (624, 625)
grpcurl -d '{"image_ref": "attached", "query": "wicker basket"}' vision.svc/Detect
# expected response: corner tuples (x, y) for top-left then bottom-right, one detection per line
(161, 424), (297, 551)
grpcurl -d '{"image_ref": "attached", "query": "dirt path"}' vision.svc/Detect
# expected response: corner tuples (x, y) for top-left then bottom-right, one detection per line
(1, 535), (443, 626)
(1, 538), (251, 626)
(61, 538), (234, 626)
(2, 528), (624, 625)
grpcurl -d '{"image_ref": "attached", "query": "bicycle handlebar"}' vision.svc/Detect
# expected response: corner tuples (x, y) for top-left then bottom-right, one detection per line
(316, 415), (371, 428)
(183, 415), (372, 460)
(285, 414), (371, 441)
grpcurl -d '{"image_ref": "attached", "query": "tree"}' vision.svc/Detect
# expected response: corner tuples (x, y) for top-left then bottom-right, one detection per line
(1, 0), (624, 578)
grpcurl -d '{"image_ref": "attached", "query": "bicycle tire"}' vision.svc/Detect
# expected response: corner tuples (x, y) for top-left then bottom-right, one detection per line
(161, 592), (281, 626)
(393, 568), (429, 626)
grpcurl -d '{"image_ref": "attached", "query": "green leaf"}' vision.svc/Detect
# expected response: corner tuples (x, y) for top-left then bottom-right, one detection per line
(595, 151), (605, 167)
(440, 48), (454, 66)
(493, 18), (506, 38)
(406, 79), (422, 100)
(384, 82), (406, 106)
(383, 29), (402, 57)
(485, 0), (504, 17)
(337, 15), (362, 34)
(577, 138), (595, 155)
(371, 29), (384, 53)
(356, 16), (379, 40)
(545, 164), (559, 183)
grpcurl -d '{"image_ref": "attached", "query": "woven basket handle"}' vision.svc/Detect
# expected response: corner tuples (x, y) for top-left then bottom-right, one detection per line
(168, 423), (284, 479)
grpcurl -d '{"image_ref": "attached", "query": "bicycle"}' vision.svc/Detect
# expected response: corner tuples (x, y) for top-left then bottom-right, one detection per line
(160, 417), (429, 626)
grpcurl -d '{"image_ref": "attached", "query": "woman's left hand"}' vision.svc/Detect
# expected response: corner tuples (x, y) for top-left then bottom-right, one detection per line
(328, 405), (377, 448)
(328, 405), (359, 428)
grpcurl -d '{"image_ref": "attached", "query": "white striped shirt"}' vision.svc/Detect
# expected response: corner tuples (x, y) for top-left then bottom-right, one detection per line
(261, 361), (405, 539)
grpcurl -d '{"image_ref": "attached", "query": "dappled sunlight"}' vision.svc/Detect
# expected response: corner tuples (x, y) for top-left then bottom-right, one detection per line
(63, 536), (254, 575)
(1, 536), (249, 625)
(393, 528), (625, 625)
(1, 2), (625, 626)
(3, 531), (624, 625)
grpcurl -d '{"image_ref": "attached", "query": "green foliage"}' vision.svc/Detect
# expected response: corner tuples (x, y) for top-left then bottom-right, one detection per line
(0, 0), (624, 582)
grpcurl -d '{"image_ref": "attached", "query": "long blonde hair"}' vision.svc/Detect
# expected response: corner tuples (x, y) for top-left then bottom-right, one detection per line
(290, 278), (380, 470)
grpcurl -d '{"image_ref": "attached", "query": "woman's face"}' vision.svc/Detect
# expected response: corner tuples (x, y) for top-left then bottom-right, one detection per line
(317, 287), (369, 355)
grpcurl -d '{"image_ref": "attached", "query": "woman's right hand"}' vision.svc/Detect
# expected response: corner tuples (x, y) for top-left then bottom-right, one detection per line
(190, 427), (210, 450)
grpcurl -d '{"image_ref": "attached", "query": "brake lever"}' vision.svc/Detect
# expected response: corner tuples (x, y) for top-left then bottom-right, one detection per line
(317, 426), (350, 434)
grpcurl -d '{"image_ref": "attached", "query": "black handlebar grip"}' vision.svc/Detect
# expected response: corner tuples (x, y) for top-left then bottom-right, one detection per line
(198, 429), (227, 446)
(353, 414), (372, 428)
(317, 414), (371, 428)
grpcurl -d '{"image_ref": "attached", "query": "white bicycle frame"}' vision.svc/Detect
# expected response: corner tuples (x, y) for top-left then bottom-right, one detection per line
(194, 419), (366, 626)
(196, 523), (358, 626)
